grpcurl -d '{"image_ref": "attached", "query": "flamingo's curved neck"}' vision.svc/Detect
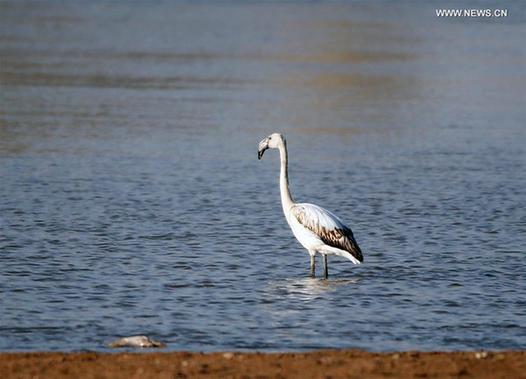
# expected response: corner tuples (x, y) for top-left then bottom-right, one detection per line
(278, 139), (294, 216)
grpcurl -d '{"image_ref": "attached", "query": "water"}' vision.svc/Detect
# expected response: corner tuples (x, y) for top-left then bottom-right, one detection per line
(1, 1), (525, 352)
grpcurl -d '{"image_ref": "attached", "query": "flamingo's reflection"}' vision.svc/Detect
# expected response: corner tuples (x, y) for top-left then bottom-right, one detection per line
(266, 276), (361, 303)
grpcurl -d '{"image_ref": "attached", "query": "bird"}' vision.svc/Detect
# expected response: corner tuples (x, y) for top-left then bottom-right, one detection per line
(258, 132), (363, 279)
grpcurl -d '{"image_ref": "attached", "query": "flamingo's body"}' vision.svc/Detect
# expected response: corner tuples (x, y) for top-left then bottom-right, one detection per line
(258, 133), (363, 278)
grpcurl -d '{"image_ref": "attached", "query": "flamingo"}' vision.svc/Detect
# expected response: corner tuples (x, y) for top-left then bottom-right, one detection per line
(258, 133), (363, 278)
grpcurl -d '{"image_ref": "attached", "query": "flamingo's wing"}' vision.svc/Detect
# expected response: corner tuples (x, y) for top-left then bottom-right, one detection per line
(291, 203), (363, 263)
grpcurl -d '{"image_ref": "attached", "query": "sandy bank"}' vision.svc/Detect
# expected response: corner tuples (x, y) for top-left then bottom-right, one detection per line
(1, 350), (524, 378)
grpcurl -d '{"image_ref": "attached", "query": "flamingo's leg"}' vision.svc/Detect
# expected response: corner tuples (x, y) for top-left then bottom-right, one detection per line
(323, 254), (328, 279)
(309, 252), (316, 277)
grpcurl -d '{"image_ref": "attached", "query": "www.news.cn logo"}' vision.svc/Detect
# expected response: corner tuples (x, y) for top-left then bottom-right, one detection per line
(436, 9), (508, 18)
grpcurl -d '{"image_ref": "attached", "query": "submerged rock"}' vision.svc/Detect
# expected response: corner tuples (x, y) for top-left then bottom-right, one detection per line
(108, 335), (166, 348)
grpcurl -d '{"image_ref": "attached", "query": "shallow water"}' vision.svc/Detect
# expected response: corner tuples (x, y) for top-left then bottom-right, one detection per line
(0, 1), (525, 352)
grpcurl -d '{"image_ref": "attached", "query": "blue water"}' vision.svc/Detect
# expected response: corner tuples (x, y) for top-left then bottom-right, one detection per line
(0, 1), (525, 352)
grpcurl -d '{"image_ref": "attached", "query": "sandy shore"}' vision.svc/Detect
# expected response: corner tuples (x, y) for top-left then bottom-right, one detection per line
(1, 350), (524, 378)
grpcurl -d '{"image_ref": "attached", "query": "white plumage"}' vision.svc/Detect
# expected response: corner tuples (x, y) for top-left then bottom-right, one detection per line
(258, 133), (363, 279)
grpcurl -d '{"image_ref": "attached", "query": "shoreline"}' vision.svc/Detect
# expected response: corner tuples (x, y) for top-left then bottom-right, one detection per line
(1, 350), (524, 378)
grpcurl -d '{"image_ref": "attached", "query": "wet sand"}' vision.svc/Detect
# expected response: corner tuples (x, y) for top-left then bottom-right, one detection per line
(1, 350), (524, 378)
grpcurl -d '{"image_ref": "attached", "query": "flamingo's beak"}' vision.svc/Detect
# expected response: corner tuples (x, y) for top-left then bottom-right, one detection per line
(258, 137), (269, 160)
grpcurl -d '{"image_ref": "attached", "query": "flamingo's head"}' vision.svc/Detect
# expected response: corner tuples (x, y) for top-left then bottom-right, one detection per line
(258, 133), (284, 160)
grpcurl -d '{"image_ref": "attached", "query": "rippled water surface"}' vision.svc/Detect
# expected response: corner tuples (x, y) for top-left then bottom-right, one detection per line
(1, 1), (525, 352)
